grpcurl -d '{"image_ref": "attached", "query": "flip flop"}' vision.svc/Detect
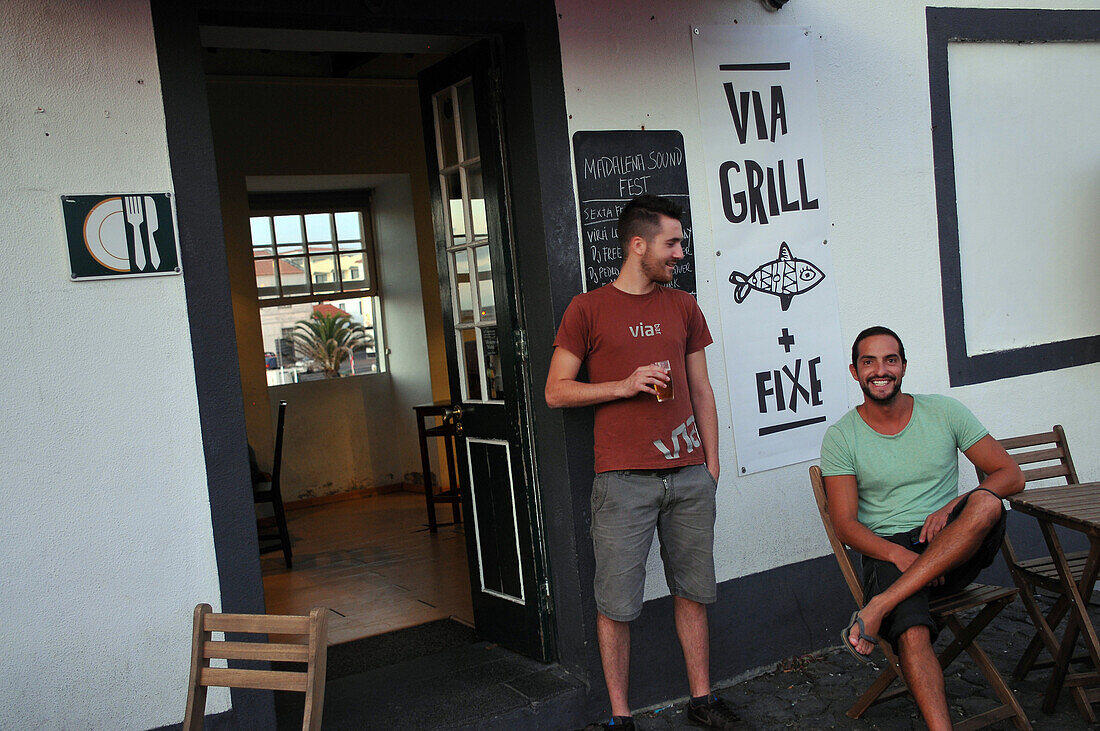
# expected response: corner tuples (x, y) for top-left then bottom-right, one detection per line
(842, 610), (878, 664)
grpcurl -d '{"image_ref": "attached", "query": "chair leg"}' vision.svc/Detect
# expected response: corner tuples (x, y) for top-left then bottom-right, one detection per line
(1015, 593), (1070, 680)
(184, 604), (212, 731)
(444, 434), (461, 525)
(846, 665), (903, 719)
(946, 615), (1032, 730)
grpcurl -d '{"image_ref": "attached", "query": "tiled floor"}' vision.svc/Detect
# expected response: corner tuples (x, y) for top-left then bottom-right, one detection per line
(261, 491), (475, 645)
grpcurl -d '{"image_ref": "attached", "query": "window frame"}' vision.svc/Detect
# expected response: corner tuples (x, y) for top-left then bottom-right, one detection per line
(927, 7), (1100, 386)
(248, 189), (380, 307)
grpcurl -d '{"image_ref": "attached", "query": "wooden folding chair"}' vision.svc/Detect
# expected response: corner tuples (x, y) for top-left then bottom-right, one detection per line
(977, 425), (1088, 682)
(184, 603), (328, 731)
(809, 466), (1030, 730)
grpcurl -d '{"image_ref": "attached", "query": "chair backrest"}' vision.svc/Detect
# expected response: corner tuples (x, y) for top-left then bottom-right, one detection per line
(184, 603), (328, 731)
(975, 424), (1078, 486)
(808, 465), (866, 606)
(270, 400), (288, 489)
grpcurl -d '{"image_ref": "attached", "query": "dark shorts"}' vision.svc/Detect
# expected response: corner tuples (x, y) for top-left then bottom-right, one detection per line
(860, 488), (1007, 646)
(590, 464), (718, 622)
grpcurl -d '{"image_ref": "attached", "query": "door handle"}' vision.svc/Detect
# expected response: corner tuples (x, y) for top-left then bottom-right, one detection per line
(443, 404), (464, 435)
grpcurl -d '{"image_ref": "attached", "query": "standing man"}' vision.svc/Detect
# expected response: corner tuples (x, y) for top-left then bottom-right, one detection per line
(546, 195), (739, 730)
(820, 326), (1023, 731)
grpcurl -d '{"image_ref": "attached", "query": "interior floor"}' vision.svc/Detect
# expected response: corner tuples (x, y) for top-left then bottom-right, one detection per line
(261, 491), (474, 645)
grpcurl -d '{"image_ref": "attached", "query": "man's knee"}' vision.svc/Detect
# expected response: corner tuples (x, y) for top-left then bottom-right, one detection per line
(960, 489), (1003, 530)
(896, 623), (933, 653)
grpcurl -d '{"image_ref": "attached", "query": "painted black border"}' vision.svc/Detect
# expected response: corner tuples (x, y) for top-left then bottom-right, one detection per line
(150, 2), (275, 727)
(926, 7), (1100, 387)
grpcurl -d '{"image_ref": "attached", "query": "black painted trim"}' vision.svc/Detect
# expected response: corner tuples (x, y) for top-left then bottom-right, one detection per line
(150, 2), (274, 727)
(153, 0), (594, 716)
(927, 8), (1100, 387)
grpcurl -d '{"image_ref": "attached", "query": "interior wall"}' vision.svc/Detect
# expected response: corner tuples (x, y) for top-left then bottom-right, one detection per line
(554, 0), (1100, 601)
(0, 0), (228, 726)
(206, 76), (449, 498)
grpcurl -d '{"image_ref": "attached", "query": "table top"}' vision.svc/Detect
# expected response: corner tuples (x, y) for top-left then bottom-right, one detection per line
(413, 401), (455, 415)
(1008, 482), (1100, 538)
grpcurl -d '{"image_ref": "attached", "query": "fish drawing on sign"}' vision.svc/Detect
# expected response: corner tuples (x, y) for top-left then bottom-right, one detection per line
(729, 242), (824, 311)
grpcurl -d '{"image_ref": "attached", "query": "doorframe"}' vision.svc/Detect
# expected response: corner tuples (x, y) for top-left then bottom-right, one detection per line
(151, 0), (592, 723)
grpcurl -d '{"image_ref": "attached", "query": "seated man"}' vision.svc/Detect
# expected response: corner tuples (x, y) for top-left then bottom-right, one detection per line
(819, 326), (1023, 731)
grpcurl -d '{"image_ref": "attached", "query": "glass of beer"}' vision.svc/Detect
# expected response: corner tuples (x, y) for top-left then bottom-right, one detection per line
(653, 360), (674, 402)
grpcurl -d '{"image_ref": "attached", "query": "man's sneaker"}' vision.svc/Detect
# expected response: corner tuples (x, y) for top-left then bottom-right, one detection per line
(581, 717), (635, 730)
(687, 694), (742, 728)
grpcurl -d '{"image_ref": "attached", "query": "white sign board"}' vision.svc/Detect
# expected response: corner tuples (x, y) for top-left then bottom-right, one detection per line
(692, 25), (850, 475)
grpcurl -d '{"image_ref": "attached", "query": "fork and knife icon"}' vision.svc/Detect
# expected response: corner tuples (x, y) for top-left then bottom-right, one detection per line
(123, 195), (162, 272)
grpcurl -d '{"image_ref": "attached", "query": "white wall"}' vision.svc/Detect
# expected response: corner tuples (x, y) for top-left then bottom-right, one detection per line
(0, 0), (226, 727)
(555, 0), (1100, 599)
(373, 176), (436, 475)
(949, 40), (1100, 354)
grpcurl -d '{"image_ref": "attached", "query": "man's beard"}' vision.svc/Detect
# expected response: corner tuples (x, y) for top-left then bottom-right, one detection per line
(641, 255), (675, 283)
(861, 376), (901, 404)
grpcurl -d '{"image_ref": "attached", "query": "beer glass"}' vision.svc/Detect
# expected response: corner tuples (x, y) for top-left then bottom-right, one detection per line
(653, 360), (674, 402)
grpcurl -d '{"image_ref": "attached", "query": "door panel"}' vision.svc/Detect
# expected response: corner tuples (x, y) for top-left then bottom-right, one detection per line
(419, 40), (551, 661)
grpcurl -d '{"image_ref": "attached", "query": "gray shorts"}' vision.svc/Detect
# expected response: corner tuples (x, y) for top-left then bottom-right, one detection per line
(590, 463), (718, 622)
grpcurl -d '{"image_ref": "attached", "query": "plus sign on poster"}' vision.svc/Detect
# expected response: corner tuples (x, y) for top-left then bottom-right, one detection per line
(692, 26), (849, 475)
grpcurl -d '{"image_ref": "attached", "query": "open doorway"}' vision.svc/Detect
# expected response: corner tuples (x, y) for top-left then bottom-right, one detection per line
(201, 28), (477, 645)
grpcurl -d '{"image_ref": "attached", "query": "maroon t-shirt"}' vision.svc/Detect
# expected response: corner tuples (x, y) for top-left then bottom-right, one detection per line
(553, 283), (713, 472)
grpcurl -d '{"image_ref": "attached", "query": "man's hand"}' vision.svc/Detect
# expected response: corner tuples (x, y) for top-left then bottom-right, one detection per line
(892, 547), (920, 573)
(615, 364), (669, 399)
(892, 546), (944, 587)
(918, 503), (954, 544)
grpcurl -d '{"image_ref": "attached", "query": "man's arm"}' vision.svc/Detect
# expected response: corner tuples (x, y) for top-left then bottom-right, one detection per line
(685, 348), (719, 482)
(918, 434), (1024, 542)
(825, 474), (921, 573)
(544, 346), (670, 409)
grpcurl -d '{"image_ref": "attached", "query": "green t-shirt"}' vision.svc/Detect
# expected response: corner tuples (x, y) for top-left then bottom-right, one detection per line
(819, 394), (988, 536)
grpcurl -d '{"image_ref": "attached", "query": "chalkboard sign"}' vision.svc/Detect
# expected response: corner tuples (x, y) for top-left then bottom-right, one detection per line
(572, 130), (696, 296)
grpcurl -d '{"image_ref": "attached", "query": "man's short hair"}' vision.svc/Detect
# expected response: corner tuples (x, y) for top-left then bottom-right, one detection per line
(617, 194), (683, 257)
(851, 325), (906, 366)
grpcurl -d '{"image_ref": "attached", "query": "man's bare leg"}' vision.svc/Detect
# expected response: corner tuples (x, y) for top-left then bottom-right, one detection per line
(897, 625), (951, 731)
(597, 612), (632, 717)
(674, 596), (711, 698)
(850, 491), (1002, 652)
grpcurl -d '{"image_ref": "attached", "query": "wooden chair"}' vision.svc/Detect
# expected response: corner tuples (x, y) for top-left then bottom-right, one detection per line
(976, 425), (1087, 681)
(184, 603), (328, 730)
(254, 400), (292, 567)
(809, 466), (1030, 730)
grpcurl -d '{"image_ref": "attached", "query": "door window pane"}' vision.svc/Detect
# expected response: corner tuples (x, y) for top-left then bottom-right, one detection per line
(453, 250), (474, 324)
(435, 89), (460, 169)
(481, 326), (503, 400)
(474, 245), (495, 321)
(457, 81), (479, 160)
(467, 165), (488, 239)
(445, 172), (466, 245)
(460, 328), (482, 400)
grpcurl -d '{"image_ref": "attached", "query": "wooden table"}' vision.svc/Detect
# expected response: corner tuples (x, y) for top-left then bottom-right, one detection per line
(413, 402), (463, 532)
(1008, 482), (1100, 719)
